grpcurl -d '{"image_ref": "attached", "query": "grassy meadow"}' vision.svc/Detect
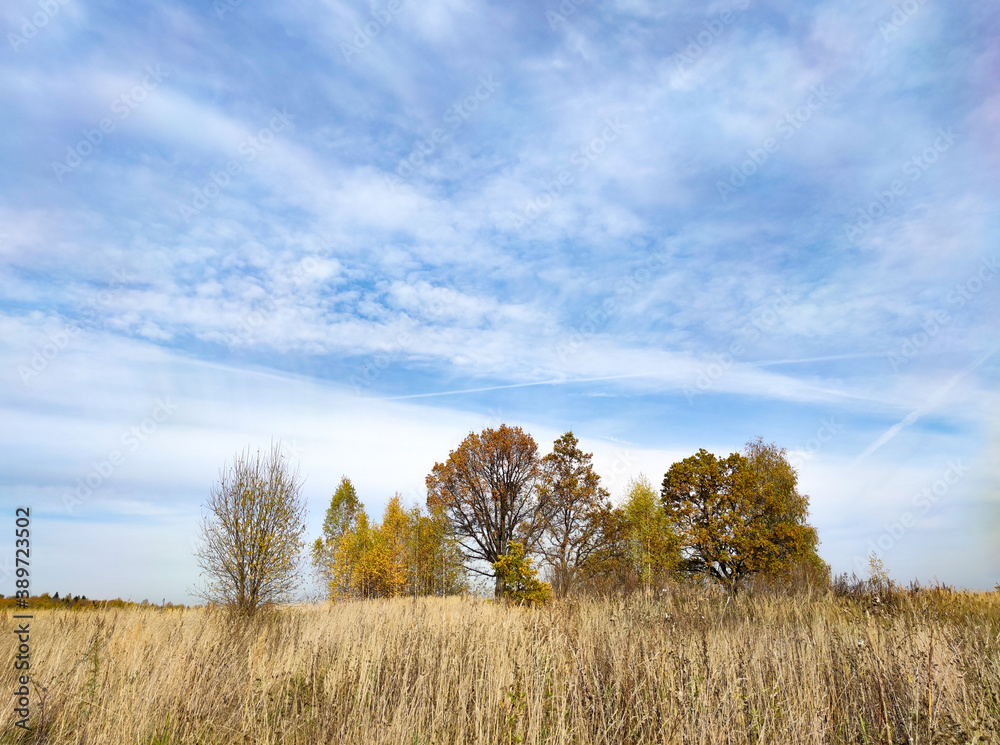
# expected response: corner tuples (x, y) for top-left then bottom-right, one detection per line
(3, 586), (998, 744)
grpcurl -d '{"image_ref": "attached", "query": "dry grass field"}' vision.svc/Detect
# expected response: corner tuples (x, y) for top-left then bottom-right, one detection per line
(3, 586), (998, 744)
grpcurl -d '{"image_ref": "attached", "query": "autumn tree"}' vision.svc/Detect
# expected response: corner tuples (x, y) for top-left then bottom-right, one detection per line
(406, 503), (466, 597)
(579, 475), (679, 593)
(661, 439), (821, 593)
(327, 496), (405, 600)
(311, 476), (362, 595)
(736, 437), (826, 583)
(332, 509), (381, 599)
(193, 442), (308, 616)
(320, 490), (465, 602)
(536, 432), (609, 596)
(426, 424), (543, 596)
(578, 503), (632, 591)
(622, 475), (681, 588)
(377, 493), (412, 597)
(493, 542), (552, 606)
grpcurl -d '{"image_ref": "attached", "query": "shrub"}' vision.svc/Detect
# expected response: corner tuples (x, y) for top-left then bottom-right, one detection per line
(493, 542), (552, 606)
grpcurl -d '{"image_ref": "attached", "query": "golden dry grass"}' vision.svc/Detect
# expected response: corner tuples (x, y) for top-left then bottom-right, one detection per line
(3, 587), (998, 744)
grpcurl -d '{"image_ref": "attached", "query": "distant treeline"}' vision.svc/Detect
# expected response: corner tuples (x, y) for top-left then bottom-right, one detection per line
(0, 594), (186, 611)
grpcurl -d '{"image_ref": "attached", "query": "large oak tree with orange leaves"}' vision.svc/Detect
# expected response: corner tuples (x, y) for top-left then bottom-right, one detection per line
(426, 424), (543, 596)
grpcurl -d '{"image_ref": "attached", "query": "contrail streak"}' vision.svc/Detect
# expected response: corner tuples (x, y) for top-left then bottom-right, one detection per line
(381, 373), (652, 400)
(753, 352), (884, 367)
(854, 347), (997, 463)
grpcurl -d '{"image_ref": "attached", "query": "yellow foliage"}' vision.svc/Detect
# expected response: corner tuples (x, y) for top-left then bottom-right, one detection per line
(329, 494), (463, 601)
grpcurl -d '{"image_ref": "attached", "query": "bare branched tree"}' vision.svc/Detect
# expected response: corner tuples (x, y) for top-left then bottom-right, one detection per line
(192, 441), (308, 616)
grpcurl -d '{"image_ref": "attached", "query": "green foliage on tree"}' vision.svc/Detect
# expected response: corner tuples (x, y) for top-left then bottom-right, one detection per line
(312, 476), (361, 589)
(493, 542), (552, 606)
(580, 475), (680, 593)
(623, 475), (681, 587)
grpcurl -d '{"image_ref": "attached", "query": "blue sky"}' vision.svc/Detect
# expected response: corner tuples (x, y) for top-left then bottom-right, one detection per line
(1, 0), (997, 602)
